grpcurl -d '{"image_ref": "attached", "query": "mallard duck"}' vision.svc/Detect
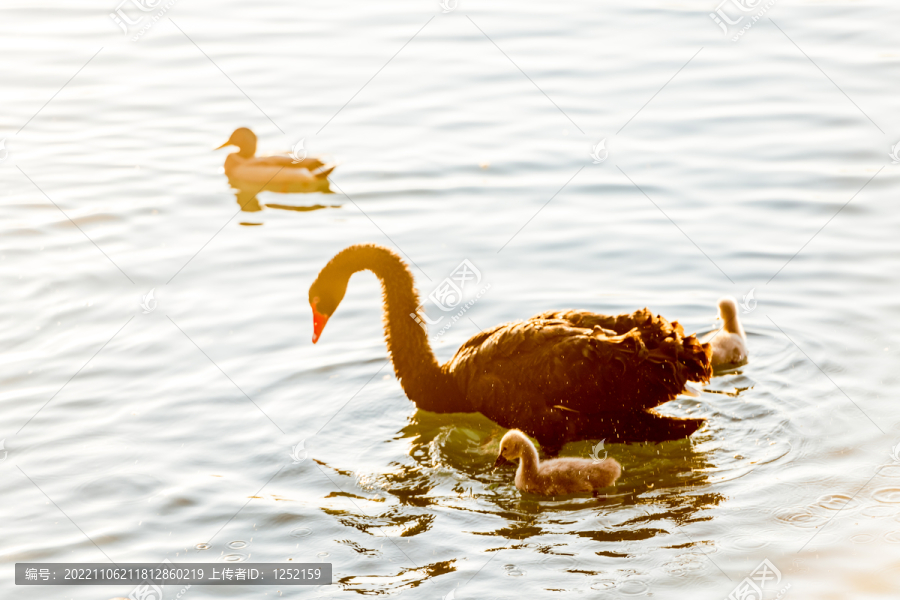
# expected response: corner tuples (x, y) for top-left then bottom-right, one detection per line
(493, 429), (622, 495)
(702, 297), (748, 366)
(216, 127), (335, 191)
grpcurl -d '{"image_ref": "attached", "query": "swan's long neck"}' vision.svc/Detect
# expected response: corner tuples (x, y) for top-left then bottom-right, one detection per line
(517, 441), (541, 480)
(723, 314), (745, 338)
(717, 298), (745, 339)
(721, 308), (745, 338)
(328, 245), (465, 412)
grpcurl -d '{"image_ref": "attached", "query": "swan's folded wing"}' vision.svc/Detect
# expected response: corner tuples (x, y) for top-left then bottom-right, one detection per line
(446, 319), (595, 415)
(447, 311), (711, 415)
(537, 308), (711, 385)
(534, 308), (657, 335)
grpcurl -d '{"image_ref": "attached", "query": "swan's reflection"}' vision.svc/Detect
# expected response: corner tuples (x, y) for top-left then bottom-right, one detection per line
(315, 410), (725, 593)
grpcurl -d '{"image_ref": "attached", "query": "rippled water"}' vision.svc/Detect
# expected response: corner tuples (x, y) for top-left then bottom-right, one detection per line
(2, 1), (900, 598)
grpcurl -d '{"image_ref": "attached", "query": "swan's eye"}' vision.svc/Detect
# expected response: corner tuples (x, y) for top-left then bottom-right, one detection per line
(313, 296), (320, 304)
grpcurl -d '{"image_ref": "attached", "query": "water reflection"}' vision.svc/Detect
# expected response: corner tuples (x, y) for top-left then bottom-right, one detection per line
(233, 184), (339, 211)
(230, 182), (340, 226)
(337, 560), (458, 595)
(315, 409), (729, 593)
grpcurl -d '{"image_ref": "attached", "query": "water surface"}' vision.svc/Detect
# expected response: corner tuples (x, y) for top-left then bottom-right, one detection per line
(1, 1), (899, 598)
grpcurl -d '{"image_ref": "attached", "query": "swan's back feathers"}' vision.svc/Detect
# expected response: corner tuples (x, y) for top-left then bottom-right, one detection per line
(447, 308), (712, 416)
(536, 308), (712, 391)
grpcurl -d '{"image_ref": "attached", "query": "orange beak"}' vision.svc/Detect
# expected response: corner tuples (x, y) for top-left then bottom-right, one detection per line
(215, 141), (232, 150)
(311, 301), (329, 344)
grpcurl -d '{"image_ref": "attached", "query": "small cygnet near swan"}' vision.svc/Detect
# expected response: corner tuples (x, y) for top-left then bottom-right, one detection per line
(493, 430), (622, 496)
(702, 297), (748, 366)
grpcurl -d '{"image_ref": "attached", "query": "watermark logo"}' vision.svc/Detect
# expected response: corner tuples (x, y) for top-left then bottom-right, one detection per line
(410, 260), (490, 337)
(110, 0), (155, 34)
(889, 141), (900, 164)
(590, 139), (608, 164)
(740, 288), (756, 313)
(290, 440), (308, 464)
(129, 582), (163, 600)
(430, 260), (480, 311)
(0, 439), (7, 462)
(727, 558), (790, 600)
(109, 0), (177, 41)
(0, 139), (8, 162)
(890, 442), (900, 463)
(128, 558), (191, 600)
(439, 0), (458, 13)
(290, 139), (307, 163)
(140, 289), (157, 314)
(710, 0), (777, 41)
(590, 439), (607, 463)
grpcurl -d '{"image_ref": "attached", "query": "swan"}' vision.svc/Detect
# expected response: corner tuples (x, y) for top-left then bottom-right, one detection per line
(702, 297), (748, 366)
(216, 127), (335, 192)
(309, 244), (713, 453)
(493, 429), (621, 495)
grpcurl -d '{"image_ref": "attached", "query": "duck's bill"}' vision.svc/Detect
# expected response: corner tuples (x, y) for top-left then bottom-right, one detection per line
(215, 141), (231, 150)
(493, 455), (508, 469)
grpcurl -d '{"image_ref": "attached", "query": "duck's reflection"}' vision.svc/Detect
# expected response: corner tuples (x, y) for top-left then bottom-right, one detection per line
(234, 186), (339, 211)
(231, 184), (340, 223)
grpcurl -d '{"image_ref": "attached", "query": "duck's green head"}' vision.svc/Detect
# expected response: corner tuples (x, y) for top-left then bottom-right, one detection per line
(216, 127), (257, 157)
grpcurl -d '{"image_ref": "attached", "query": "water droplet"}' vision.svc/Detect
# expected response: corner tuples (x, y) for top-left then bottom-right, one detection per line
(877, 465), (900, 478)
(290, 527), (312, 538)
(850, 533), (875, 544)
(816, 494), (858, 511)
(861, 505), (896, 518)
(873, 487), (900, 504)
(591, 579), (617, 590)
(503, 564), (525, 577)
(691, 541), (719, 555)
(884, 531), (900, 544)
(195, 543), (210, 550)
(221, 553), (247, 562)
(775, 506), (826, 528)
(732, 536), (769, 550)
(664, 553), (706, 576)
(619, 579), (650, 595)
(227, 540), (248, 549)
(538, 555), (578, 571)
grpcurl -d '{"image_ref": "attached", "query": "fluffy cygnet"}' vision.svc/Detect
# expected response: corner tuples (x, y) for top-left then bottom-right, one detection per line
(493, 429), (622, 496)
(702, 297), (748, 366)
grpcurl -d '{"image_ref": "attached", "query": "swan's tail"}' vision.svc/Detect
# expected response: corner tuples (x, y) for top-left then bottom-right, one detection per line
(609, 309), (713, 398)
(682, 381), (703, 397)
(643, 311), (713, 386)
